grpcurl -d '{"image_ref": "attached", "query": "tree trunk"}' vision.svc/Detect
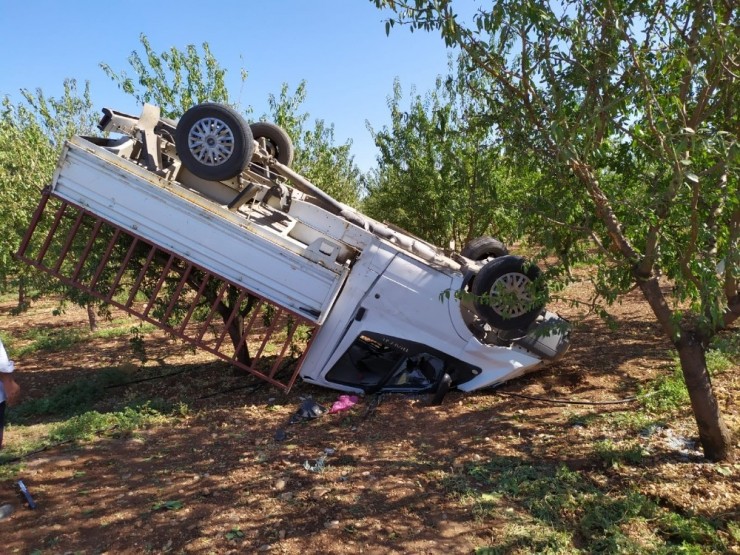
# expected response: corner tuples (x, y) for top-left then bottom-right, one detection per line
(676, 332), (733, 461)
(213, 292), (253, 369)
(86, 303), (98, 332)
(637, 276), (733, 461)
(17, 280), (26, 310)
(227, 312), (251, 368)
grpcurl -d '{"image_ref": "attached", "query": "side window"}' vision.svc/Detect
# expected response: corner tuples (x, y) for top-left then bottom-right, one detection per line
(388, 353), (444, 388)
(325, 331), (480, 392)
(325, 334), (406, 389)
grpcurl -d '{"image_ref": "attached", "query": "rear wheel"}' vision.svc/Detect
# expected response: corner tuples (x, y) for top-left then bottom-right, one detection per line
(461, 236), (508, 261)
(471, 255), (545, 331)
(250, 122), (294, 167)
(175, 103), (253, 181)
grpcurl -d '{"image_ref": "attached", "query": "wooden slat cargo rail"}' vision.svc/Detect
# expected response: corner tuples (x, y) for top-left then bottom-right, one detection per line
(17, 191), (316, 392)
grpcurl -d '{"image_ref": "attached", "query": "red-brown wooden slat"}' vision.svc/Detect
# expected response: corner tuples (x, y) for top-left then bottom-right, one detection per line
(53, 208), (86, 273)
(17, 190), (50, 258)
(89, 227), (122, 290)
(162, 263), (194, 325)
(37, 202), (68, 264)
(254, 307), (285, 361)
(196, 281), (229, 342)
(106, 237), (140, 303)
(177, 272), (212, 335)
(143, 253), (176, 319)
(125, 244), (157, 308)
(233, 299), (264, 362)
(215, 288), (248, 351)
(71, 218), (104, 281)
(15, 193), (315, 392)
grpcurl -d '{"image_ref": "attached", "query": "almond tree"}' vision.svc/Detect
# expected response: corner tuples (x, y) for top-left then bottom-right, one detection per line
(373, 0), (738, 460)
(364, 69), (527, 247)
(0, 80), (98, 321)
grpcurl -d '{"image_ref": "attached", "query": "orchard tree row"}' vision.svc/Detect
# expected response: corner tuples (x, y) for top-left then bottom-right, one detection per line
(0, 0), (736, 461)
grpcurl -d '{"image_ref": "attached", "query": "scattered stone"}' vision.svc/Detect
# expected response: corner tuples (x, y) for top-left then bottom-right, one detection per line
(0, 504), (14, 521)
(274, 478), (287, 491)
(312, 487), (331, 500)
(325, 520), (341, 529)
(279, 492), (293, 501)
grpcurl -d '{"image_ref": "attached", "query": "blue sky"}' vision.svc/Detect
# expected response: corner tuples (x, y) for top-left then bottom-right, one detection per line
(0, 1), (459, 171)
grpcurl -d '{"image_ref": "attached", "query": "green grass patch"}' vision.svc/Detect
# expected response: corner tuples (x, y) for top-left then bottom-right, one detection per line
(10, 368), (130, 421)
(476, 524), (573, 554)
(12, 320), (158, 357)
(444, 457), (727, 554)
(640, 366), (689, 413)
(598, 411), (660, 433)
(0, 402), (181, 473)
(594, 439), (647, 467)
(47, 402), (173, 442)
(92, 321), (156, 339)
(18, 327), (88, 355)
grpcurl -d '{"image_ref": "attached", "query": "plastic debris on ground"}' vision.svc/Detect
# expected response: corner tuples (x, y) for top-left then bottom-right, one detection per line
(304, 454), (328, 473)
(288, 398), (327, 425)
(328, 394), (359, 414)
(17, 480), (37, 509)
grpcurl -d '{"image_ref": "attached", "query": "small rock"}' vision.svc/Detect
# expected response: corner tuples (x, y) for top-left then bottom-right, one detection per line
(0, 504), (15, 521)
(312, 488), (331, 500)
(278, 530), (286, 540)
(279, 492), (293, 501)
(325, 520), (341, 529)
(274, 479), (287, 491)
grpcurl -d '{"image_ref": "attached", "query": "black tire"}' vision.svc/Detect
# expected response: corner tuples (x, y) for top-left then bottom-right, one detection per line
(471, 255), (545, 331)
(251, 122), (295, 167)
(461, 236), (508, 261)
(175, 103), (253, 181)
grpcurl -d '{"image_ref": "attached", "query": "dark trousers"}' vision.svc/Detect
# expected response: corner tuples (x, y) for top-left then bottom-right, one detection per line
(0, 401), (5, 449)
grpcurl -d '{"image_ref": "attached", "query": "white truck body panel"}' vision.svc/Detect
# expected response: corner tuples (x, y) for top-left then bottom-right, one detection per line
(301, 244), (542, 391)
(52, 137), (349, 324)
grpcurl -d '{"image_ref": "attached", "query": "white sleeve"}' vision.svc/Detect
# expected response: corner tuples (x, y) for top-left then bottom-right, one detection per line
(0, 339), (14, 373)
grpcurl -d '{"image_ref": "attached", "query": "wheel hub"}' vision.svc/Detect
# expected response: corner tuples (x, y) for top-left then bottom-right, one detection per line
(488, 272), (532, 317)
(188, 117), (235, 166)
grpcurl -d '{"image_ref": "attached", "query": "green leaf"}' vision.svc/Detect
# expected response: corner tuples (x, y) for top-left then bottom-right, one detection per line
(151, 499), (183, 511)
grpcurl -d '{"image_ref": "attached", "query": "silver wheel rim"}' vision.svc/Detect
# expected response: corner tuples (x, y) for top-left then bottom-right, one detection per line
(488, 272), (533, 318)
(187, 117), (235, 166)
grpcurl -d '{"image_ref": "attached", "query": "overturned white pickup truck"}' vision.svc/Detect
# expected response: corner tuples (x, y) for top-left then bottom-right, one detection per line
(17, 102), (569, 401)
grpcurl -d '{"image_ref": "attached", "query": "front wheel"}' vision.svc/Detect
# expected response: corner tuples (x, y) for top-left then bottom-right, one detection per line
(175, 103), (253, 181)
(471, 255), (545, 331)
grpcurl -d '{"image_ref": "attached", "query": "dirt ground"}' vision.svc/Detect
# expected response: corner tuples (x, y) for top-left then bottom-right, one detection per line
(0, 282), (738, 554)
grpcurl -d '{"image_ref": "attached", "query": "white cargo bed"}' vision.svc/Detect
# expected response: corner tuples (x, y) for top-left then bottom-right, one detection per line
(51, 137), (350, 324)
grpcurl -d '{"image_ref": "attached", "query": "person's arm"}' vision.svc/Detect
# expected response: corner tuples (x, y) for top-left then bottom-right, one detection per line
(0, 372), (20, 406)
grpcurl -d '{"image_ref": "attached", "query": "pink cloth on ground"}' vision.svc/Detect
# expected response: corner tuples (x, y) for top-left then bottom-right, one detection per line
(328, 394), (359, 414)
